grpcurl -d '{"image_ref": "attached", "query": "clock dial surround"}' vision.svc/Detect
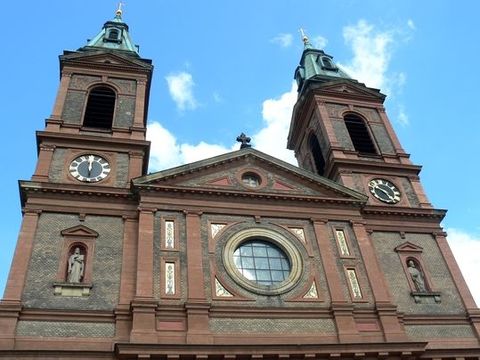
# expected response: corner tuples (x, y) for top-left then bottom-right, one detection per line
(69, 154), (111, 183)
(368, 178), (401, 204)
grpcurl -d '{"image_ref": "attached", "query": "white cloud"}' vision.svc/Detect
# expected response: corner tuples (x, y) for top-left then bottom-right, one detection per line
(147, 83), (298, 172)
(146, 122), (182, 170)
(339, 20), (394, 90)
(397, 104), (409, 126)
(446, 228), (480, 306)
(147, 122), (235, 172)
(271, 33), (294, 48)
(165, 71), (198, 111)
(407, 19), (416, 30)
(312, 35), (328, 49)
(253, 82), (298, 164)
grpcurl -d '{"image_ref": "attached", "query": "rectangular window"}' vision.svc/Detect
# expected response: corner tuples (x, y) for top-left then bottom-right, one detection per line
(165, 220), (175, 249)
(335, 229), (350, 256)
(346, 268), (362, 299)
(165, 262), (175, 295)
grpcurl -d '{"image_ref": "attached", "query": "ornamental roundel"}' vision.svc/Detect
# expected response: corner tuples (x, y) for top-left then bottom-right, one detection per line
(223, 228), (303, 295)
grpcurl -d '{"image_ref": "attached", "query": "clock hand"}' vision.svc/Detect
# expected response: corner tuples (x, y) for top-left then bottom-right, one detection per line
(87, 155), (94, 177)
(376, 186), (394, 200)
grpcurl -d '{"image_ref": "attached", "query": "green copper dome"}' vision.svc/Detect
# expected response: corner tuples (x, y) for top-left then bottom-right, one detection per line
(294, 35), (351, 94)
(79, 8), (139, 56)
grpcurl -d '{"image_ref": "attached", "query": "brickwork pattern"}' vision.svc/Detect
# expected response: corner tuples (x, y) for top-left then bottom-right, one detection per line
(22, 213), (124, 310)
(331, 118), (354, 150)
(114, 153), (130, 187)
(210, 318), (335, 334)
(370, 123), (395, 154)
(399, 177), (420, 207)
(69, 75), (101, 90)
(210, 216), (324, 305)
(405, 324), (475, 339)
(16, 320), (115, 337)
(61, 91), (85, 125)
(109, 78), (137, 95)
(49, 148), (67, 183)
(371, 232), (465, 314)
(114, 96), (135, 128)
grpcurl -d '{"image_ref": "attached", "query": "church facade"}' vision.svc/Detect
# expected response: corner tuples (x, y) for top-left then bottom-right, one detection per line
(1, 9), (479, 360)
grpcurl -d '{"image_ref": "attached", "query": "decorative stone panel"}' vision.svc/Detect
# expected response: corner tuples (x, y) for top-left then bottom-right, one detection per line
(16, 320), (114, 337)
(371, 231), (465, 314)
(22, 213), (124, 310)
(210, 318), (335, 334)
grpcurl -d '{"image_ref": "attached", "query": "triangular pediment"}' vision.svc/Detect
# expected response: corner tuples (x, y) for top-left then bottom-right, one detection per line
(61, 51), (151, 69)
(134, 148), (367, 204)
(61, 225), (99, 237)
(395, 242), (424, 253)
(316, 80), (385, 101)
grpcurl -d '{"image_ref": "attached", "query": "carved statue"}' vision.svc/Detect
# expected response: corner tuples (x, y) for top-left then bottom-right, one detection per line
(407, 260), (426, 292)
(67, 247), (85, 283)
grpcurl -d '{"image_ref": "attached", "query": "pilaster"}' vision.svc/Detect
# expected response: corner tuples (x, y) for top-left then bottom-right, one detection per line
(352, 222), (406, 341)
(184, 210), (212, 344)
(131, 207), (157, 343)
(312, 219), (360, 342)
(31, 144), (55, 181)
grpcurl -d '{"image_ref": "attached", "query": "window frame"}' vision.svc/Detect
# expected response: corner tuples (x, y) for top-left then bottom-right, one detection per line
(223, 228), (303, 295)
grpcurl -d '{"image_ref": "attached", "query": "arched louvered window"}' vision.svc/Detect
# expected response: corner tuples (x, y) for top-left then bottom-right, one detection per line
(308, 133), (326, 176)
(108, 29), (119, 40)
(321, 57), (336, 70)
(83, 86), (116, 129)
(344, 114), (377, 155)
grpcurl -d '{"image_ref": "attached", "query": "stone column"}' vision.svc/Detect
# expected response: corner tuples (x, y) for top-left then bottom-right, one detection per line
(184, 210), (212, 344)
(312, 219), (360, 342)
(352, 222), (406, 341)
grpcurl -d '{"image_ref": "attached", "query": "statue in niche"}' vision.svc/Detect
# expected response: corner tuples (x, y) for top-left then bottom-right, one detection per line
(67, 247), (85, 283)
(407, 260), (427, 292)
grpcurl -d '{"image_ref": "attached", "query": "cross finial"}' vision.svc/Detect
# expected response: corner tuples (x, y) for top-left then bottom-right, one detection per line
(115, 2), (124, 18)
(236, 133), (251, 149)
(299, 28), (309, 44)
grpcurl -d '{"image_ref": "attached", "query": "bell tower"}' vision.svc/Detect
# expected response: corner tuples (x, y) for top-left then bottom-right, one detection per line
(0, 8), (153, 349)
(32, 6), (153, 187)
(287, 33), (431, 209)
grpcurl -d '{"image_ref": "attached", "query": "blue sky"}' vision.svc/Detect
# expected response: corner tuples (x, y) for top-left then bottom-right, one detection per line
(1, 1), (479, 303)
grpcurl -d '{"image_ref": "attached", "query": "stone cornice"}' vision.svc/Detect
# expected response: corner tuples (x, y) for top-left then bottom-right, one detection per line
(134, 184), (365, 207)
(115, 342), (428, 359)
(362, 205), (446, 220)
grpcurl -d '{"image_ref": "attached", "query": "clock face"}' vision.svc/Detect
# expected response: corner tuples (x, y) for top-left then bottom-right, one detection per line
(69, 154), (110, 183)
(368, 178), (401, 204)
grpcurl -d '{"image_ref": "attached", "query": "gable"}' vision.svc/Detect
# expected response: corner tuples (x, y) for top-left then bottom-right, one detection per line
(317, 80), (385, 101)
(134, 149), (367, 204)
(60, 225), (99, 237)
(61, 51), (152, 69)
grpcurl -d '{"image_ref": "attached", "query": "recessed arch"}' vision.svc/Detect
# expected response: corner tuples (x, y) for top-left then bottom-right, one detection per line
(83, 85), (116, 129)
(343, 113), (377, 155)
(308, 132), (326, 176)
